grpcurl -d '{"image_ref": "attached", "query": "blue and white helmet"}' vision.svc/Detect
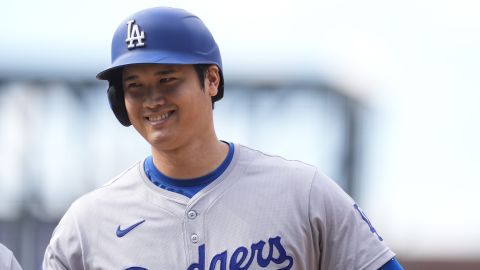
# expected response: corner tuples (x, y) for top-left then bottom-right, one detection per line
(97, 7), (224, 126)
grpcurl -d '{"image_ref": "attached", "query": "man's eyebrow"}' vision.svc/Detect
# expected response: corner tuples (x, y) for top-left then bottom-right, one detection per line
(154, 69), (177, 76)
(123, 69), (177, 82)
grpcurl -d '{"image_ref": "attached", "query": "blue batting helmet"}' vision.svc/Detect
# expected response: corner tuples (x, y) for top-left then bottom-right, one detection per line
(96, 7), (224, 126)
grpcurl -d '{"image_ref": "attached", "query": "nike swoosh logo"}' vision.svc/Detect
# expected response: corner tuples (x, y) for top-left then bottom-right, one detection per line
(116, 219), (146, 238)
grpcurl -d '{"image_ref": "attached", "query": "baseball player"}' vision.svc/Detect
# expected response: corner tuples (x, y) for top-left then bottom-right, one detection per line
(0, 243), (22, 270)
(43, 7), (404, 270)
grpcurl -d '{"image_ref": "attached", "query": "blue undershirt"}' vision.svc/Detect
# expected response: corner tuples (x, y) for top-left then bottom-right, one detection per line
(379, 258), (404, 270)
(144, 142), (234, 198)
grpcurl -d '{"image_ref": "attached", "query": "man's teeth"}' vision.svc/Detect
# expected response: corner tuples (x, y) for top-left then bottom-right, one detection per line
(149, 112), (170, 121)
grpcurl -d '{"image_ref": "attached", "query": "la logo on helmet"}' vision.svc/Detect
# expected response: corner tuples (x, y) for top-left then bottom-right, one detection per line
(125, 19), (145, 49)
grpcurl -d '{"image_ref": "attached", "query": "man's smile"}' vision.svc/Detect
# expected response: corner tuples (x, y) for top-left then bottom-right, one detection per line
(145, 110), (175, 124)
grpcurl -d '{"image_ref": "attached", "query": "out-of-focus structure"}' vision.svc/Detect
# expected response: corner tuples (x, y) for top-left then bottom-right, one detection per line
(1, 0), (480, 269)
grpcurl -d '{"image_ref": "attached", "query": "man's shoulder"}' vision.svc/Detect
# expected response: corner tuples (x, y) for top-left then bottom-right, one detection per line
(237, 144), (316, 169)
(235, 144), (318, 180)
(0, 243), (21, 270)
(100, 160), (143, 188)
(45, 160), (150, 253)
(0, 243), (13, 260)
(68, 160), (144, 215)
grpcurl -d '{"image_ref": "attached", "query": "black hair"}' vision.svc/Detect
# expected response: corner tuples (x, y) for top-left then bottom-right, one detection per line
(193, 64), (217, 109)
(193, 64), (210, 90)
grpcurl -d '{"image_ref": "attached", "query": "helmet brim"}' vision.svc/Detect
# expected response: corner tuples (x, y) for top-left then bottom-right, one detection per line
(96, 50), (222, 81)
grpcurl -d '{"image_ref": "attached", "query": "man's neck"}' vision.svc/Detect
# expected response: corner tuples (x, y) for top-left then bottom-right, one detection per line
(150, 138), (229, 180)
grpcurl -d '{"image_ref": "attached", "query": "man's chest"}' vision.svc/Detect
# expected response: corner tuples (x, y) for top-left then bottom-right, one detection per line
(82, 196), (312, 270)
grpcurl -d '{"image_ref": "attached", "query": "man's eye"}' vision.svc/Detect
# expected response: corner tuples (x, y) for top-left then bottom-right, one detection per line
(160, 78), (176, 83)
(127, 82), (142, 88)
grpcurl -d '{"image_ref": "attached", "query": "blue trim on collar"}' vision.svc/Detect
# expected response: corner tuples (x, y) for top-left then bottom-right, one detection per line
(144, 142), (234, 189)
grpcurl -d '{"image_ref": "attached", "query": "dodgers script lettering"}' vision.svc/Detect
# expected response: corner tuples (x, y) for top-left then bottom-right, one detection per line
(187, 236), (293, 270)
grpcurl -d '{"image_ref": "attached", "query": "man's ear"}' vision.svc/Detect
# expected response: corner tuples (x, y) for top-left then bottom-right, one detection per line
(205, 65), (221, 97)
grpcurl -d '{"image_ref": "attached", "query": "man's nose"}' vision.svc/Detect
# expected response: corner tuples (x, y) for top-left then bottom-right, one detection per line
(144, 87), (166, 108)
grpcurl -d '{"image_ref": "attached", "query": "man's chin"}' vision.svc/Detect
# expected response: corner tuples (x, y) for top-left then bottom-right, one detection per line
(148, 135), (179, 151)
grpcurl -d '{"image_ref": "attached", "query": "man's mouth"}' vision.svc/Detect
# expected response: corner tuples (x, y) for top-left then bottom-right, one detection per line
(146, 110), (174, 123)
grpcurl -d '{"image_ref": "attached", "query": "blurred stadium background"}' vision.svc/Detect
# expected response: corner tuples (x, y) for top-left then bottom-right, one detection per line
(1, 0), (479, 269)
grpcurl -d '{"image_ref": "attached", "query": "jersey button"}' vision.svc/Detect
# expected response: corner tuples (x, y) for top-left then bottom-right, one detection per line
(190, 234), (199, 243)
(187, 210), (198, 219)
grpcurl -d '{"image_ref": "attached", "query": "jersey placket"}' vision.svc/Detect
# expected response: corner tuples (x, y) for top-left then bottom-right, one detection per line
(184, 201), (205, 266)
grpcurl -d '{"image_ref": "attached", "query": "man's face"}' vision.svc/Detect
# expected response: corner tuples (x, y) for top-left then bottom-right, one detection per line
(122, 64), (219, 151)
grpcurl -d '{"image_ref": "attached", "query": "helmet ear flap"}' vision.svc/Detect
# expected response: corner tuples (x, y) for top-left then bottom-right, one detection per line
(107, 84), (131, 126)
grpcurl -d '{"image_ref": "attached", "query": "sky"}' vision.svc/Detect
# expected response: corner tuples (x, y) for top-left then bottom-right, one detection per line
(2, 0), (480, 260)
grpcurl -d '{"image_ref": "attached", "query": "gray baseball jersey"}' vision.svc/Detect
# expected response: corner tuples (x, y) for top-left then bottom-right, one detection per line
(0, 243), (22, 270)
(43, 144), (394, 269)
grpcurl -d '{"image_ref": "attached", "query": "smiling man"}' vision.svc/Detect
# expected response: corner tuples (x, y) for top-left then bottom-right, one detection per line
(121, 63), (227, 180)
(43, 7), (403, 270)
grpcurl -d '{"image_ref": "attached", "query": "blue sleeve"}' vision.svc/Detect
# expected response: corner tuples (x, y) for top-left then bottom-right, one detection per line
(378, 257), (404, 270)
